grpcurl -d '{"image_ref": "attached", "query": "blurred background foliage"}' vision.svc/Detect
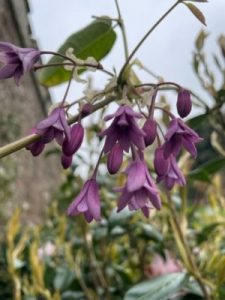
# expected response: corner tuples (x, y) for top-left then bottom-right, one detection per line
(0, 30), (225, 300)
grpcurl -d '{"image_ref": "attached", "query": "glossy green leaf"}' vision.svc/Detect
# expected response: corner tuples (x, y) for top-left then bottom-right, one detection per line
(39, 18), (116, 87)
(54, 266), (75, 291)
(124, 273), (187, 300)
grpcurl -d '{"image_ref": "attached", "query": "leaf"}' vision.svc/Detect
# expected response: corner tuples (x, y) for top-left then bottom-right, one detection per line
(189, 158), (225, 183)
(54, 266), (75, 291)
(195, 30), (208, 51)
(196, 222), (221, 244)
(184, 3), (206, 26)
(124, 273), (187, 300)
(39, 18), (116, 87)
(188, 113), (208, 129)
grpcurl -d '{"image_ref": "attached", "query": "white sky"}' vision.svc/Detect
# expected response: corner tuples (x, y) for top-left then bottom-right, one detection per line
(28, 0), (225, 106)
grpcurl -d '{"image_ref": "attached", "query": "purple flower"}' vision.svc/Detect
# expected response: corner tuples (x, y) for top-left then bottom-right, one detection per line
(157, 156), (186, 190)
(116, 159), (161, 217)
(163, 118), (202, 159)
(100, 105), (145, 154)
(62, 123), (84, 156)
(142, 118), (157, 147)
(107, 143), (123, 174)
(26, 107), (71, 158)
(0, 42), (40, 84)
(67, 178), (101, 223)
(36, 107), (71, 145)
(177, 89), (192, 118)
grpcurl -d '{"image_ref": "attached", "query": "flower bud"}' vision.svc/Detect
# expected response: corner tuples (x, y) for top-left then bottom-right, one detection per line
(177, 89), (192, 118)
(107, 143), (123, 174)
(62, 123), (84, 156)
(142, 118), (157, 147)
(154, 147), (169, 176)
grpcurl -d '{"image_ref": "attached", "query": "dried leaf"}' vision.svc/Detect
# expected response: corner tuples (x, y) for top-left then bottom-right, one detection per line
(184, 3), (206, 26)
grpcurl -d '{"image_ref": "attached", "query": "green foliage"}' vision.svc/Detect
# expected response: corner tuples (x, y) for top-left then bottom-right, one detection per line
(39, 19), (117, 87)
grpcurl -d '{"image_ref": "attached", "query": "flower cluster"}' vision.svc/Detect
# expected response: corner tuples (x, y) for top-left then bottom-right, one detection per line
(0, 42), (202, 223)
(26, 106), (84, 169)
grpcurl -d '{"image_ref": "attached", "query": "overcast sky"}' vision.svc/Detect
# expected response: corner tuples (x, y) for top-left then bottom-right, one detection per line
(28, 0), (225, 106)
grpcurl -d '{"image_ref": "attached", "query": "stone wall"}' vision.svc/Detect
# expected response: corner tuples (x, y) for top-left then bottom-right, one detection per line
(0, 0), (61, 223)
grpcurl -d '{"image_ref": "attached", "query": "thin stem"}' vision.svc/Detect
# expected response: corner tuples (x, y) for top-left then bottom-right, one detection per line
(92, 147), (105, 178)
(114, 0), (129, 60)
(166, 192), (211, 300)
(61, 67), (75, 105)
(118, 0), (181, 83)
(0, 96), (116, 159)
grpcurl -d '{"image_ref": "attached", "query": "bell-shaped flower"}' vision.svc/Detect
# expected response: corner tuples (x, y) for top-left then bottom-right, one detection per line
(177, 89), (192, 118)
(157, 156), (186, 190)
(100, 105), (145, 154)
(0, 42), (40, 84)
(142, 118), (157, 147)
(163, 118), (202, 159)
(67, 178), (101, 223)
(116, 159), (161, 217)
(107, 143), (123, 174)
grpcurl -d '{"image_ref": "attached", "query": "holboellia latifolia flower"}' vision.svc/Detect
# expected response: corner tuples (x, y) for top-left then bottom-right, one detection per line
(116, 157), (161, 217)
(67, 178), (101, 223)
(0, 42), (40, 84)
(163, 118), (202, 159)
(100, 104), (145, 174)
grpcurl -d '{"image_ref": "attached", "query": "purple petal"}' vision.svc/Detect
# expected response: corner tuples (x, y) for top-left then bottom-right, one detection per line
(21, 50), (40, 72)
(62, 123), (84, 156)
(37, 108), (60, 130)
(67, 182), (89, 216)
(14, 67), (24, 85)
(61, 153), (73, 169)
(28, 141), (45, 156)
(86, 179), (101, 221)
(117, 189), (130, 212)
(107, 143), (123, 174)
(42, 127), (55, 143)
(126, 161), (146, 192)
(154, 147), (169, 176)
(54, 130), (64, 145)
(0, 64), (17, 79)
(59, 109), (70, 140)
(143, 118), (157, 146)
(0, 42), (15, 51)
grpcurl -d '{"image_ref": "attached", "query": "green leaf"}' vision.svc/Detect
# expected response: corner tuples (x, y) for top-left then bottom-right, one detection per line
(197, 222), (221, 244)
(188, 113), (208, 129)
(184, 3), (206, 26)
(124, 273), (187, 300)
(39, 18), (116, 87)
(54, 266), (75, 291)
(189, 158), (225, 183)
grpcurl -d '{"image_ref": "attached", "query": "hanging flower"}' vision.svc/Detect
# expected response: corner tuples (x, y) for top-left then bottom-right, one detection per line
(0, 42), (40, 84)
(67, 178), (101, 223)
